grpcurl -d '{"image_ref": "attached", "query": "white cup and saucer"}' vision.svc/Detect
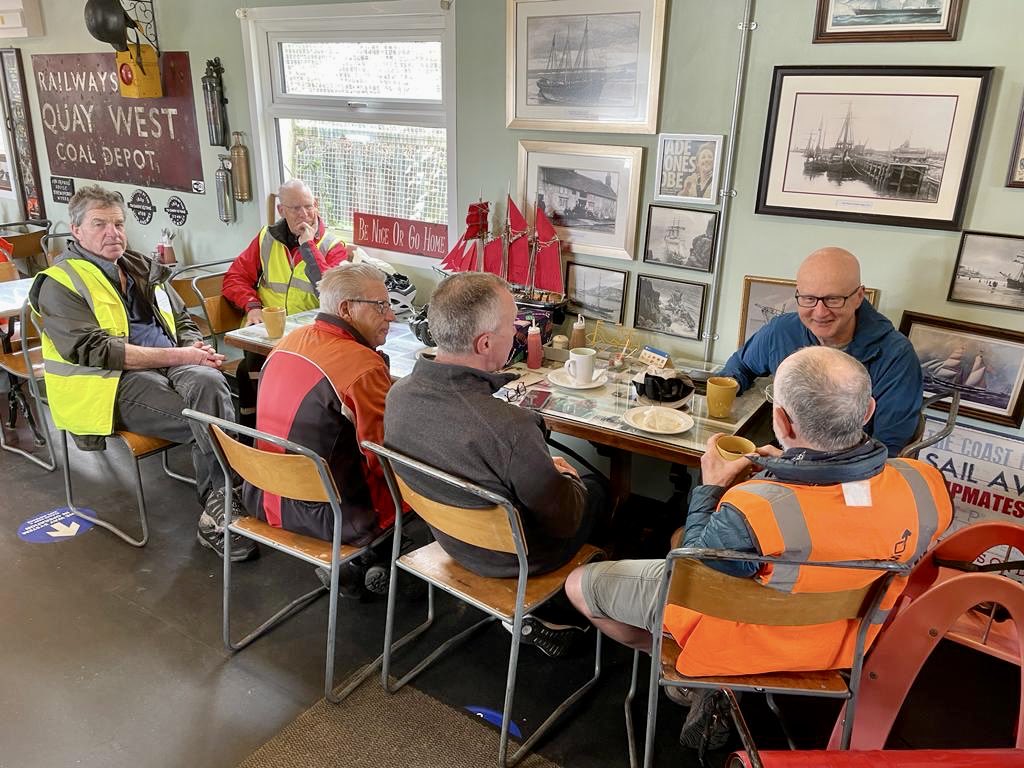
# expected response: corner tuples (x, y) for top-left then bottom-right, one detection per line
(547, 347), (608, 389)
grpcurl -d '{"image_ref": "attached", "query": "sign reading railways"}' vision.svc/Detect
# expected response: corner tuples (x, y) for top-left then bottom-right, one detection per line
(31, 52), (204, 194)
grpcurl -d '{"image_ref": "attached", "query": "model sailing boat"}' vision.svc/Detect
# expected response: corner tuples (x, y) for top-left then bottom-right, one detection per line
(438, 196), (567, 319)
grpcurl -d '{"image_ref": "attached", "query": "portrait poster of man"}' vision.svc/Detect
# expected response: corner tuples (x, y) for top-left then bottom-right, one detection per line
(654, 133), (723, 205)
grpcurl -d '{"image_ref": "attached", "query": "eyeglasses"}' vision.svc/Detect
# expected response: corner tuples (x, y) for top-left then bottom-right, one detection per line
(348, 298), (392, 316)
(764, 384), (774, 403)
(280, 203), (317, 213)
(793, 286), (862, 309)
(499, 382), (527, 404)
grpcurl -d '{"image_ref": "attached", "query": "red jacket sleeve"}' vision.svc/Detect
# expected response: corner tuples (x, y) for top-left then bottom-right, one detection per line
(346, 363), (405, 526)
(305, 219), (350, 275)
(222, 233), (263, 310)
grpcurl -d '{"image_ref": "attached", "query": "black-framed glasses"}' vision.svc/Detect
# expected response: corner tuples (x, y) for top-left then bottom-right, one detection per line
(499, 382), (527, 404)
(764, 384), (774, 403)
(793, 286), (862, 309)
(348, 298), (392, 316)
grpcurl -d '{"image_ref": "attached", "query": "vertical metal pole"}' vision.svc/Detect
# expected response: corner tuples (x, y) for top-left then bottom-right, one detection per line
(702, 0), (757, 364)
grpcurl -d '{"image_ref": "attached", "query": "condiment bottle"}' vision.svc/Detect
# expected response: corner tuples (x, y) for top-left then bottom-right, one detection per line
(527, 320), (542, 369)
(568, 314), (587, 350)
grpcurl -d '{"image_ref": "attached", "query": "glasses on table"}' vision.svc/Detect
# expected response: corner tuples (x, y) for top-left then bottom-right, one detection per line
(499, 382), (527, 404)
(793, 286), (862, 309)
(348, 298), (392, 316)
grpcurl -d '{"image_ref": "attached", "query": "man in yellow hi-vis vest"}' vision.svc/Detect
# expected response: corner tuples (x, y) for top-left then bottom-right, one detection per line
(30, 185), (258, 562)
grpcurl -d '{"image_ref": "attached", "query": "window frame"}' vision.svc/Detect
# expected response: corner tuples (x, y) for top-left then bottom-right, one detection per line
(238, 0), (457, 256)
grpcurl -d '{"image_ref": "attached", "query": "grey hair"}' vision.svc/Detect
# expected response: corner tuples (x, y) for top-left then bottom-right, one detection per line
(427, 272), (510, 354)
(773, 347), (872, 452)
(278, 179), (312, 199)
(318, 262), (386, 316)
(68, 185), (126, 226)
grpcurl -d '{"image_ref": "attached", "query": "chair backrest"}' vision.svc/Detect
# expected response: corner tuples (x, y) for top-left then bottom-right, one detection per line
(901, 388), (961, 459)
(40, 231), (72, 267)
(267, 193), (278, 226)
(362, 441), (521, 556)
(193, 273), (244, 335)
(0, 261), (19, 282)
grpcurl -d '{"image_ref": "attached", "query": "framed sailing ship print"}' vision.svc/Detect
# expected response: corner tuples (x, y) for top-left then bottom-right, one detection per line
(813, 0), (964, 43)
(566, 261), (627, 323)
(947, 231), (1024, 314)
(899, 311), (1024, 428)
(755, 66), (991, 231)
(634, 274), (705, 341)
(643, 205), (717, 273)
(517, 140), (643, 261)
(654, 134), (723, 205)
(506, 0), (666, 133)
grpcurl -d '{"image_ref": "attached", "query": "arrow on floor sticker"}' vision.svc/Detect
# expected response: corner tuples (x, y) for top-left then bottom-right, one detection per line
(18, 507), (95, 544)
(47, 521), (81, 538)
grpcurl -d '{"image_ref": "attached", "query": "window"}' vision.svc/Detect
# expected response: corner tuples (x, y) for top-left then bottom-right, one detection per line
(239, 1), (455, 240)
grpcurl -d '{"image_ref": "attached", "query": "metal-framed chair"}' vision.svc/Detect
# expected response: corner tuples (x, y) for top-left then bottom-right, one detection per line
(39, 230), (72, 269)
(186, 410), (393, 702)
(900, 388), (961, 459)
(0, 299), (55, 470)
(362, 440), (604, 767)
(626, 548), (910, 767)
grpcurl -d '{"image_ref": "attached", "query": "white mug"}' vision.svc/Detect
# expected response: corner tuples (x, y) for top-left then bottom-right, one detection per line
(563, 347), (597, 385)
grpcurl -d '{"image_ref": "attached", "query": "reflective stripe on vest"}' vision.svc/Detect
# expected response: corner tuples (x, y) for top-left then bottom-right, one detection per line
(256, 227), (342, 313)
(889, 458), (941, 564)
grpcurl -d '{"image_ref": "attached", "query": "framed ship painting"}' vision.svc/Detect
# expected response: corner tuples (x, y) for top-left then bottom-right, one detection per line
(634, 274), (705, 341)
(506, 0), (666, 133)
(899, 311), (1024, 428)
(813, 0), (964, 43)
(517, 140), (643, 261)
(947, 232), (1024, 314)
(643, 205), (718, 273)
(755, 66), (991, 231)
(566, 261), (627, 323)
(654, 134), (723, 206)
(1008, 93), (1024, 189)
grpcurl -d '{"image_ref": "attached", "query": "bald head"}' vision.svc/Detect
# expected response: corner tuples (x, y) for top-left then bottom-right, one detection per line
(796, 247), (861, 287)
(773, 346), (874, 452)
(278, 179), (313, 199)
(794, 247), (865, 347)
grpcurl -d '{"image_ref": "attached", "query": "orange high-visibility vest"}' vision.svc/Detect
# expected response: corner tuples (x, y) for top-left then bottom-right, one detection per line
(663, 458), (952, 677)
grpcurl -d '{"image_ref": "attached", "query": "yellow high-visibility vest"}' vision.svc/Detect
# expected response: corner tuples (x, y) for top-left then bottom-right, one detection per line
(255, 226), (344, 314)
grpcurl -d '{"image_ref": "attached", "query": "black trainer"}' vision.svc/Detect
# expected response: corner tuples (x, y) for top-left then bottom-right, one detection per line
(503, 616), (587, 658)
(315, 564), (366, 599)
(197, 489), (259, 562)
(678, 689), (732, 752)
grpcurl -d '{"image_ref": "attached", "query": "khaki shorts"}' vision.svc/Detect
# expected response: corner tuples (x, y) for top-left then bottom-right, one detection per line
(578, 559), (666, 635)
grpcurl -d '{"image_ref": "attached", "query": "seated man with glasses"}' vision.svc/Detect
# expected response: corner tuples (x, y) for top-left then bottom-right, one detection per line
(719, 247), (921, 455)
(241, 263), (401, 596)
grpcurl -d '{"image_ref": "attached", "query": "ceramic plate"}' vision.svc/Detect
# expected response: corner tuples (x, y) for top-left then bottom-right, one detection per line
(547, 369), (609, 390)
(623, 406), (695, 435)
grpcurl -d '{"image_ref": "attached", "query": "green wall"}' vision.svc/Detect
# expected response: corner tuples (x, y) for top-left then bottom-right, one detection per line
(3, 0), (1022, 442)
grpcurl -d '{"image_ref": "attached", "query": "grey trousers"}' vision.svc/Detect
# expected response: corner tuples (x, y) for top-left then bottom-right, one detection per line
(114, 364), (234, 504)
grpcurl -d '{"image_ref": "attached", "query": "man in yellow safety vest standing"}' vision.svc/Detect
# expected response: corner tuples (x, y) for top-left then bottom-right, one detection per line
(30, 185), (257, 562)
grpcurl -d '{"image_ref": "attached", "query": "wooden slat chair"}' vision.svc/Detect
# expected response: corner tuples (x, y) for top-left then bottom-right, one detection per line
(184, 409), (393, 703)
(0, 299), (55, 470)
(168, 259), (237, 343)
(362, 440), (604, 767)
(627, 548), (910, 768)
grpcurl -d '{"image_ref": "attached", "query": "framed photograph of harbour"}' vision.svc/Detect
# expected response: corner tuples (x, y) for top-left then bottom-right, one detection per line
(506, 0), (666, 133)
(947, 232), (1024, 314)
(738, 275), (879, 347)
(899, 311), (1024, 428)
(518, 140), (643, 261)
(653, 134), (724, 206)
(813, 0), (964, 43)
(566, 262), (627, 323)
(1007, 93), (1024, 189)
(634, 274), (705, 341)
(755, 66), (992, 231)
(643, 205), (718, 273)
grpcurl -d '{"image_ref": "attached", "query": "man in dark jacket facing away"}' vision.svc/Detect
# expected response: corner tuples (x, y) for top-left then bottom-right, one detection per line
(384, 272), (605, 655)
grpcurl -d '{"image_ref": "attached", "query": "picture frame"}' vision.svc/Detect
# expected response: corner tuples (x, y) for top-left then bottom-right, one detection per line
(813, 0), (964, 43)
(899, 311), (1024, 428)
(506, 0), (666, 134)
(0, 48), (45, 219)
(1007, 93), (1024, 189)
(643, 204), (718, 273)
(0, 106), (16, 202)
(653, 133), (723, 205)
(738, 275), (879, 347)
(947, 231), (1024, 313)
(565, 261), (627, 323)
(518, 140), (643, 261)
(634, 273), (705, 341)
(755, 66), (991, 231)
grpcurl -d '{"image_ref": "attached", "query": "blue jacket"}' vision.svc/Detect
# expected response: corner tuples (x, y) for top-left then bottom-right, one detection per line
(719, 303), (922, 456)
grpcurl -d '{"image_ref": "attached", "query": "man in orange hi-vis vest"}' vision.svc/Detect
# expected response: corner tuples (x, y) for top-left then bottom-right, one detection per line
(566, 346), (952, 751)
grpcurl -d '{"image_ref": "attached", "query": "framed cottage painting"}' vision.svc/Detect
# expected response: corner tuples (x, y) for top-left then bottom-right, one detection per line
(643, 204), (718, 273)
(506, 0), (666, 133)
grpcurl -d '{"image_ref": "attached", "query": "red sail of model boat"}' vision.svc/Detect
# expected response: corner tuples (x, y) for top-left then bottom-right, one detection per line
(440, 201), (490, 272)
(506, 196), (531, 286)
(531, 205), (563, 294)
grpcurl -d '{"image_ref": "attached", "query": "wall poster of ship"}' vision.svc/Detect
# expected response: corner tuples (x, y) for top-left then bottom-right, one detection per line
(507, 0), (666, 133)
(643, 204), (718, 273)
(566, 262), (627, 323)
(814, 0), (963, 42)
(948, 232), (1024, 314)
(756, 66), (991, 230)
(634, 274), (705, 341)
(900, 311), (1024, 428)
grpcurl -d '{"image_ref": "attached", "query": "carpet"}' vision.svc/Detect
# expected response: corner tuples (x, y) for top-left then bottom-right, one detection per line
(238, 677), (561, 768)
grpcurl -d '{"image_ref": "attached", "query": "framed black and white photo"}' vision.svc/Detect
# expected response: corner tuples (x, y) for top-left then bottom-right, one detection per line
(813, 0), (964, 43)
(634, 274), (705, 341)
(566, 261), (627, 323)
(643, 205), (717, 273)
(947, 231), (1024, 314)
(506, 0), (666, 133)
(654, 134), (723, 205)
(1007, 93), (1024, 189)
(518, 140), (643, 261)
(756, 66), (991, 231)
(900, 311), (1024, 428)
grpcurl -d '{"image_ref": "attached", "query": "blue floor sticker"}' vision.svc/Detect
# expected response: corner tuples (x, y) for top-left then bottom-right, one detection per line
(464, 706), (523, 739)
(18, 507), (95, 543)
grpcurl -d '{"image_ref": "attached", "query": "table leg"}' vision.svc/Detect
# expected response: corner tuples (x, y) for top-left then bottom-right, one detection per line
(607, 448), (632, 513)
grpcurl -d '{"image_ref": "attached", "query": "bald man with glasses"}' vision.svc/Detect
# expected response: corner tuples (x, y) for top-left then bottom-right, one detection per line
(719, 247), (922, 455)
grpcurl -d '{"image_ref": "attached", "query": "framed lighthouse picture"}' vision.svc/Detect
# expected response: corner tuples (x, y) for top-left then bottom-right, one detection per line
(755, 66), (992, 231)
